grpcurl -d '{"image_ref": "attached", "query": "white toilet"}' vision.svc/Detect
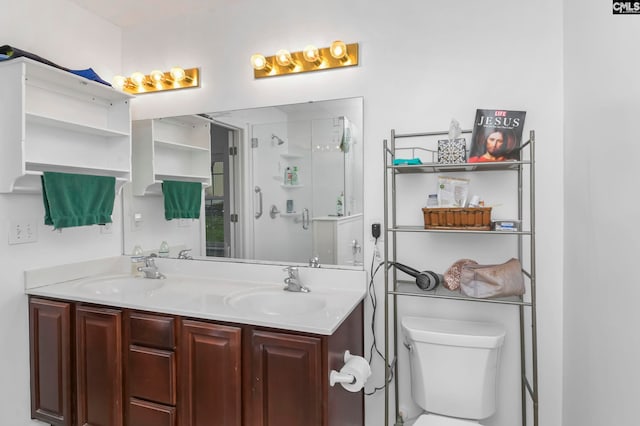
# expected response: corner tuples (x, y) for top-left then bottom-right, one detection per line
(401, 316), (506, 426)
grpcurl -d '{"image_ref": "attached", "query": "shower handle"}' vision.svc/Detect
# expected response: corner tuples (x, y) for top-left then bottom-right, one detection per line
(302, 208), (310, 230)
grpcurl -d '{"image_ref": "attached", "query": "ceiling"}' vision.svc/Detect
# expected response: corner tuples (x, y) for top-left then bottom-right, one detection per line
(68, 0), (213, 28)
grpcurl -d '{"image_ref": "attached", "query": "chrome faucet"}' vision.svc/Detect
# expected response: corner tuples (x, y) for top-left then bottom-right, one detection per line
(283, 266), (310, 293)
(135, 253), (166, 279)
(308, 256), (320, 268)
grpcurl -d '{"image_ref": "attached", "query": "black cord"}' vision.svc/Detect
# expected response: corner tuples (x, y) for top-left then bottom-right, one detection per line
(364, 237), (394, 396)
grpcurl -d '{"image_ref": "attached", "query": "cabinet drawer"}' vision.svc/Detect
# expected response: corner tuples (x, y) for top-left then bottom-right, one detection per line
(129, 345), (176, 405)
(129, 311), (175, 350)
(129, 398), (176, 426)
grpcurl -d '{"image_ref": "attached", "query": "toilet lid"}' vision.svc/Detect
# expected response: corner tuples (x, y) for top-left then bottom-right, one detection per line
(413, 413), (479, 426)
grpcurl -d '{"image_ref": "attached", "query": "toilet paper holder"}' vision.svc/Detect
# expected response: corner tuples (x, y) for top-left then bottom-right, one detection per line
(329, 350), (372, 391)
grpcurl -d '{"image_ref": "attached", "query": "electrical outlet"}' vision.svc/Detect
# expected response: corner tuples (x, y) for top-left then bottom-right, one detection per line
(178, 218), (191, 228)
(8, 221), (37, 244)
(131, 212), (143, 232)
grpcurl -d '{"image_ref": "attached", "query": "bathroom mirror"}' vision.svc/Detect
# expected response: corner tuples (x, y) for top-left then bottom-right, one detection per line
(122, 97), (364, 269)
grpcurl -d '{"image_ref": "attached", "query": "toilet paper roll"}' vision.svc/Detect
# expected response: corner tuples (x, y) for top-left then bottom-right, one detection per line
(335, 353), (372, 392)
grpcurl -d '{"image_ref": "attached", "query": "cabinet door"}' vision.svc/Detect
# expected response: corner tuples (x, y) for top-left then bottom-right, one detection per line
(179, 319), (242, 426)
(248, 330), (322, 426)
(29, 297), (73, 426)
(75, 305), (123, 426)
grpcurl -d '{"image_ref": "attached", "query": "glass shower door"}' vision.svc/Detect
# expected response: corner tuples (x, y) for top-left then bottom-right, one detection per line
(249, 121), (313, 263)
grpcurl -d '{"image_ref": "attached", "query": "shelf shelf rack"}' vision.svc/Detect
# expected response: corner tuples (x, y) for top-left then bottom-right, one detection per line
(383, 129), (538, 426)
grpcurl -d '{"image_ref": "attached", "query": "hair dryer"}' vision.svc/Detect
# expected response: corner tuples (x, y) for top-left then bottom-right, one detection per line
(391, 262), (442, 291)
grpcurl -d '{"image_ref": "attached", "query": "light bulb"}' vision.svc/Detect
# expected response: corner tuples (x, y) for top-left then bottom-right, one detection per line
(275, 49), (293, 67)
(112, 75), (127, 89)
(330, 40), (348, 60)
(149, 70), (164, 83)
(251, 54), (270, 71)
(130, 72), (146, 87)
(303, 45), (321, 63)
(170, 67), (186, 82)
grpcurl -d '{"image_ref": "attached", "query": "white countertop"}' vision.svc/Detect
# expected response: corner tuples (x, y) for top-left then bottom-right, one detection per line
(25, 256), (367, 335)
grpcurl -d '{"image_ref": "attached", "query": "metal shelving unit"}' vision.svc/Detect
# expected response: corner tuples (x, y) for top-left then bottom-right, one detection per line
(383, 129), (538, 426)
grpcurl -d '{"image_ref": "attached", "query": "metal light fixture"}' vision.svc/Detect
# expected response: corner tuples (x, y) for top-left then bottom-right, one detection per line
(275, 49), (297, 69)
(302, 45), (322, 65)
(250, 54), (272, 72)
(112, 67), (200, 94)
(251, 40), (359, 78)
(329, 40), (348, 61)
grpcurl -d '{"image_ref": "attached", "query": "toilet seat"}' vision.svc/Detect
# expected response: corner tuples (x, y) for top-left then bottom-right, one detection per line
(413, 413), (480, 426)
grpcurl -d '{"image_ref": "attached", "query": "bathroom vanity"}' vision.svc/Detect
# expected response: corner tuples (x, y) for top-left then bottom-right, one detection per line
(25, 257), (366, 426)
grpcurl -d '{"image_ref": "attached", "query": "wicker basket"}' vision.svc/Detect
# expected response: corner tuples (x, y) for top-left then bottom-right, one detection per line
(422, 207), (492, 230)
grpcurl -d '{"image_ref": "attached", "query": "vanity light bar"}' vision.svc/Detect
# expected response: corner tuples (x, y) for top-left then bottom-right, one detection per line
(112, 67), (200, 94)
(251, 41), (359, 79)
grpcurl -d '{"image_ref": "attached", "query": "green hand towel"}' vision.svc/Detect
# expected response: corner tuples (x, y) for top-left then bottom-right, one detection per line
(162, 180), (202, 220)
(41, 172), (116, 229)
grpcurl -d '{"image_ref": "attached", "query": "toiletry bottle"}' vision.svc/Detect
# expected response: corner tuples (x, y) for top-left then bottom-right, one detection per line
(284, 166), (291, 185)
(291, 166), (299, 185)
(131, 245), (144, 276)
(159, 241), (170, 257)
(336, 192), (344, 216)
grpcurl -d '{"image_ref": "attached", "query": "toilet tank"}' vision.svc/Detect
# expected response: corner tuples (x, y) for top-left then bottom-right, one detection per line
(401, 316), (506, 420)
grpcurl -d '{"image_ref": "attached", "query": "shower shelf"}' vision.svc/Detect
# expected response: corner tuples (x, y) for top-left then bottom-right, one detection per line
(280, 153), (303, 160)
(279, 212), (300, 218)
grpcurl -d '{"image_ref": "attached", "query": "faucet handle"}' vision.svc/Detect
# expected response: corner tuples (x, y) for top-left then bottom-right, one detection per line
(283, 266), (298, 277)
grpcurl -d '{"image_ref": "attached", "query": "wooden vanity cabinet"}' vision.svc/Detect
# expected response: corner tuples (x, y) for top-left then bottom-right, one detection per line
(29, 299), (124, 426)
(244, 302), (364, 426)
(29, 297), (364, 426)
(246, 330), (322, 425)
(178, 319), (242, 426)
(29, 298), (73, 426)
(125, 311), (178, 426)
(75, 305), (123, 426)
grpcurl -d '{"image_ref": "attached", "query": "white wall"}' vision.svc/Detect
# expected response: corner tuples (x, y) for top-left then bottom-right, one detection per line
(120, 1), (564, 425)
(563, 2), (640, 426)
(0, 1), (569, 425)
(0, 0), (123, 424)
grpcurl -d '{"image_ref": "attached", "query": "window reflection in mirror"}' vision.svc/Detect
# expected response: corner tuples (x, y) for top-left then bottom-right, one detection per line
(123, 97), (364, 270)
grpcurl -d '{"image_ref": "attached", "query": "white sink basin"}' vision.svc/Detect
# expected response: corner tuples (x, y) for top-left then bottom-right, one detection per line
(77, 275), (165, 296)
(225, 288), (327, 316)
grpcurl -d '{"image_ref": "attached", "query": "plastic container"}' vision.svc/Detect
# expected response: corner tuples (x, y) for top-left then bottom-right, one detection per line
(159, 241), (170, 257)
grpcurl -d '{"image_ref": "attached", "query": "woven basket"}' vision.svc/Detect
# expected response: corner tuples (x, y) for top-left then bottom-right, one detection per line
(422, 207), (492, 230)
